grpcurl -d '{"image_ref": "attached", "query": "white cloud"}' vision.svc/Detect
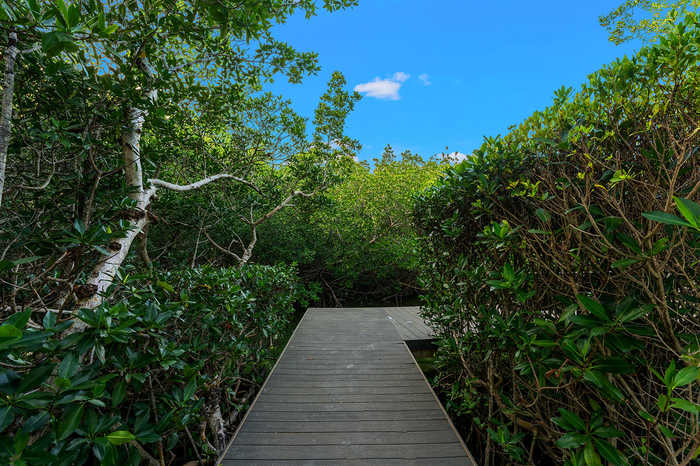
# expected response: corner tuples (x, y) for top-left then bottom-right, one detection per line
(418, 73), (431, 86)
(445, 151), (470, 164)
(354, 71), (410, 100)
(354, 78), (401, 100)
(392, 71), (410, 82)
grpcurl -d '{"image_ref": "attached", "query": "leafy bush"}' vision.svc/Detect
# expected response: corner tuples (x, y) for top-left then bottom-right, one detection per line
(255, 150), (448, 305)
(414, 14), (699, 466)
(0, 264), (305, 465)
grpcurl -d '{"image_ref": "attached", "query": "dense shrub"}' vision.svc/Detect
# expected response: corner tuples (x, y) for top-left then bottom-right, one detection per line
(254, 151), (448, 305)
(415, 15), (699, 466)
(0, 264), (305, 465)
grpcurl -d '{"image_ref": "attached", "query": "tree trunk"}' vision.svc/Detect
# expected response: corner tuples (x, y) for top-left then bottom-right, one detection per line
(0, 29), (18, 207)
(73, 90), (157, 325)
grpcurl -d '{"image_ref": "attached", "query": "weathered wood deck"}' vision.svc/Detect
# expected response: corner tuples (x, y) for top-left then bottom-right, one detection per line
(220, 307), (475, 465)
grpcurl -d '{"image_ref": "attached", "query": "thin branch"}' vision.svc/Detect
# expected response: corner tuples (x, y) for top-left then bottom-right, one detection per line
(148, 173), (263, 195)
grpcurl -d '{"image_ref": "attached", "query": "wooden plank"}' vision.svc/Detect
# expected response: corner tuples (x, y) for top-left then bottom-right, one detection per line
(223, 459), (471, 466)
(266, 375), (425, 382)
(263, 380), (429, 389)
(220, 308), (474, 465)
(257, 393), (435, 403)
(225, 443), (467, 460)
(234, 430), (460, 445)
(253, 401), (439, 412)
(244, 410), (446, 422)
(273, 368), (419, 375)
(240, 420), (451, 433)
(384, 306), (434, 341)
(262, 385), (431, 395)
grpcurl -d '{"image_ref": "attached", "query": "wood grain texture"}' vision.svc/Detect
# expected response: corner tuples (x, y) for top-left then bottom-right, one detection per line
(221, 308), (475, 465)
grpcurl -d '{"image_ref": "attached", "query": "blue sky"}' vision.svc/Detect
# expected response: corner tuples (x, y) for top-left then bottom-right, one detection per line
(269, 1), (640, 162)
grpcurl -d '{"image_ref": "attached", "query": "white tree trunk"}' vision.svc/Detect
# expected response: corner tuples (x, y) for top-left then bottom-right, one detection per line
(70, 81), (266, 330)
(0, 30), (18, 208)
(73, 90), (157, 327)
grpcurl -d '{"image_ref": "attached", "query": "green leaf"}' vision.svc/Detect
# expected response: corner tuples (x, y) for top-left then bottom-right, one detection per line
(14, 431), (29, 453)
(58, 353), (79, 379)
(57, 404), (84, 440)
(611, 258), (639, 269)
(73, 219), (85, 235)
(106, 430), (136, 445)
(136, 430), (160, 444)
(554, 408), (586, 431)
(17, 364), (55, 392)
(617, 305), (650, 323)
(93, 245), (111, 256)
(6, 309), (32, 329)
(584, 442), (602, 466)
(638, 409), (655, 423)
(556, 433), (586, 449)
(0, 260), (13, 273)
(593, 438), (626, 465)
(54, 0), (68, 26)
(66, 4), (80, 29)
(672, 367), (699, 389)
(674, 197), (700, 227)
(183, 379), (196, 401)
(157, 280), (175, 293)
(12, 256), (40, 266)
(583, 370), (625, 402)
(0, 406), (15, 432)
(577, 295), (609, 322)
(25, 0), (40, 20)
(43, 311), (57, 329)
(642, 211), (691, 227)
(659, 424), (674, 438)
(22, 411), (50, 433)
(0, 324), (22, 350)
(95, 344), (105, 364)
(593, 357), (634, 374)
(112, 380), (127, 407)
(593, 426), (623, 438)
(535, 208), (551, 223)
(670, 397), (700, 414)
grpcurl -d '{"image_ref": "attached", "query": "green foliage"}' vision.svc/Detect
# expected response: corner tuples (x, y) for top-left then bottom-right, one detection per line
(600, 0), (699, 44)
(253, 150), (449, 305)
(0, 265), (305, 464)
(415, 14), (699, 466)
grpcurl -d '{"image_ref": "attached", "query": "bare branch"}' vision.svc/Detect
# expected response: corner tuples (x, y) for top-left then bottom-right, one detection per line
(148, 173), (263, 195)
(204, 230), (243, 263)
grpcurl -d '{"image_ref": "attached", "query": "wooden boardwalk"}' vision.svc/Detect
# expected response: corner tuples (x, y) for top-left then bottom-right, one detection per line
(221, 308), (475, 465)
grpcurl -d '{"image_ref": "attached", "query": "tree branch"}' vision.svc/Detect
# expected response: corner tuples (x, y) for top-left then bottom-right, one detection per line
(148, 173), (263, 195)
(204, 230), (243, 263)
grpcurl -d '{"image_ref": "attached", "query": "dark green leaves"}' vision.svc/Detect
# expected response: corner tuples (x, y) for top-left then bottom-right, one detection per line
(58, 353), (79, 379)
(576, 295), (609, 322)
(642, 210), (691, 226)
(643, 197), (700, 230)
(0, 265), (302, 464)
(553, 408), (586, 431)
(57, 404), (83, 440)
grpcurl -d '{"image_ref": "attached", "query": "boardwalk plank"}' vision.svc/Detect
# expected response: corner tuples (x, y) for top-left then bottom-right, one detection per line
(225, 443), (466, 460)
(258, 393), (435, 403)
(234, 431), (458, 445)
(244, 410), (446, 422)
(223, 459), (470, 465)
(220, 307), (475, 465)
(253, 401), (440, 412)
(261, 385), (431, 395)
(241, 420), (451, 432)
